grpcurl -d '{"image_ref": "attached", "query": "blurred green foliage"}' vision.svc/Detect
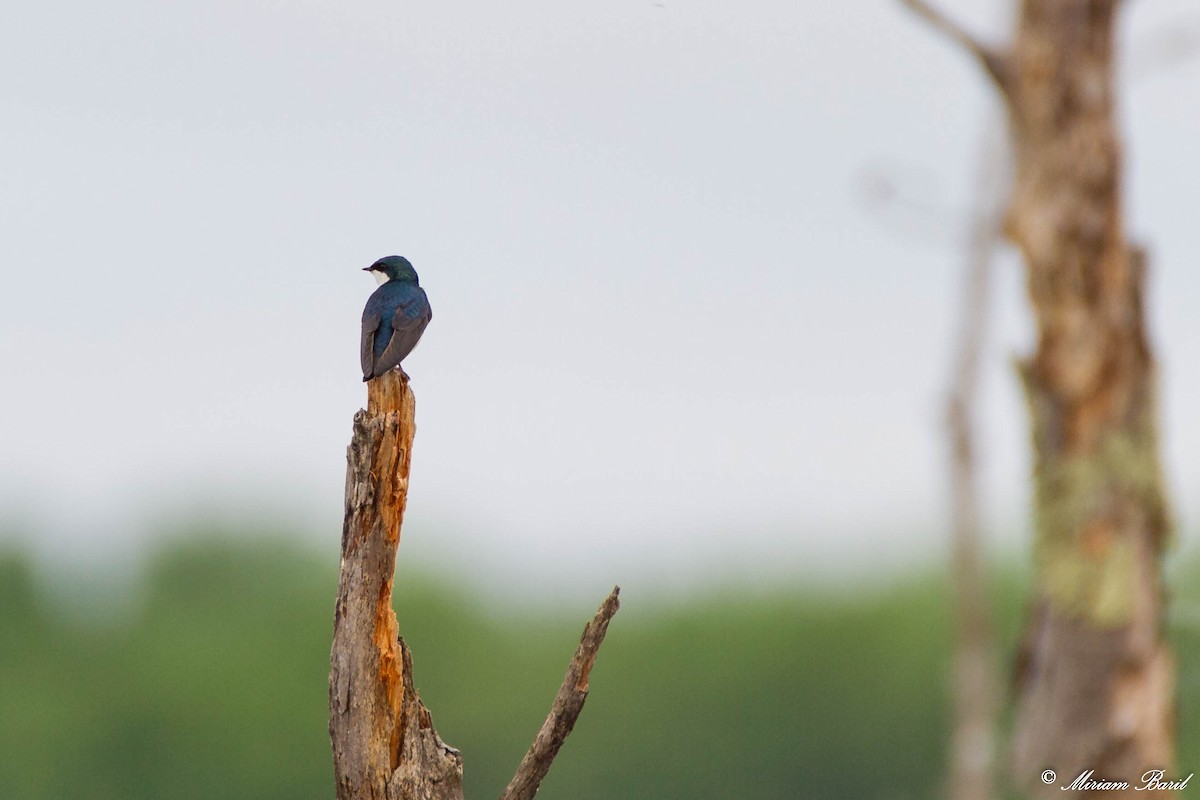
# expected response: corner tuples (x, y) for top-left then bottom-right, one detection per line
(2, 535), (1200, 799)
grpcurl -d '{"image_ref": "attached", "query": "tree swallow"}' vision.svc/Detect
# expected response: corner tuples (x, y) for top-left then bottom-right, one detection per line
(360, 255), (433, 382)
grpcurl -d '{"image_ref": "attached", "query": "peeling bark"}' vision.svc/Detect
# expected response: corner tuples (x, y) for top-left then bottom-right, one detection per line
(330, 371), (464, 800)
(329, 370), (619, 800)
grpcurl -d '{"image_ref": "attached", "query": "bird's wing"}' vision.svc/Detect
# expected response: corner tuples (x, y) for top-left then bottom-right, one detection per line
(391, 298), (427, 332)
(360, 311), (382, 379)
(372, 299), (430, 376)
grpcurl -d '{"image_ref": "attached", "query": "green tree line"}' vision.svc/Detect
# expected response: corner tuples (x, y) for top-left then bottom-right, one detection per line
(3, 533), (1200, 799)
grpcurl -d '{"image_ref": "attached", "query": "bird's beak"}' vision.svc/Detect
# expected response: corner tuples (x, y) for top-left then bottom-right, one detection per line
(362, 266), (375, 272)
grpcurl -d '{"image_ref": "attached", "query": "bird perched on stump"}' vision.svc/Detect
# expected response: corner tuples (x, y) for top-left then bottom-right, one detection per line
(360, 255), (432, 381)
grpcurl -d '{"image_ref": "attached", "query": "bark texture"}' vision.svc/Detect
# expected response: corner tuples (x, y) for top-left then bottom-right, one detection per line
(904, 2), (1174, 797)
(330, 371), (464, 800)
(1005, 5), (1173, 793)
(500, 587), (621, 800)
(329, 370), (620, 800)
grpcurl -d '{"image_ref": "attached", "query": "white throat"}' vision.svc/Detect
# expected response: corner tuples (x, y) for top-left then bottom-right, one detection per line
(372, 271), (390, 287)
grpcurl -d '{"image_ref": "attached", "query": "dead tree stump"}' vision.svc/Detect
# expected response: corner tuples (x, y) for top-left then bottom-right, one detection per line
(330, 369), (620, 800)
(330, 371), (463, 800)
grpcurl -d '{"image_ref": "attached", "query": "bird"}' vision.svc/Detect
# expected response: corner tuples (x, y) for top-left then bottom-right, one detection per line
(360, 255), (433, 382)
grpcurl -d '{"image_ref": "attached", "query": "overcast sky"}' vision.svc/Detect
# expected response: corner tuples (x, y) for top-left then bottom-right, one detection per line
(2, 0), (1198, 598)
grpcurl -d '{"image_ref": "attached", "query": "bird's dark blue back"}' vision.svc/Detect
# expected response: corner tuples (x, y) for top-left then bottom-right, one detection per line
(363, 281), (432, 361)
(362, 280), (434, 371)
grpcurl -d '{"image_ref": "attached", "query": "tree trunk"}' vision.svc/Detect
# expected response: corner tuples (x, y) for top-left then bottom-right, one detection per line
(1005, 4), (1173, 794)
(330, 371), (464, 800)
(329, 370), (620, 800)
(902, 2), (1175, 796)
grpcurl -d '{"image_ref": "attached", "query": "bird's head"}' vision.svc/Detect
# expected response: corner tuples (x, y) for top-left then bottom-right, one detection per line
(364, 255), (419, 286)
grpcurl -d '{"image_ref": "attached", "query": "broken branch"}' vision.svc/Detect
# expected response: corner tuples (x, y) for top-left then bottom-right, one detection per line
(900, 0), (1011, 93)
(499, 586), (622, 800)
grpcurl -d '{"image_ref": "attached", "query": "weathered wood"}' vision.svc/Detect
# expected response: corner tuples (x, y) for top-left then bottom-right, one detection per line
(904, 2), (1175, 797)
(330, 370), (464, 800)
(500, 587), (621, 800)
(387, 640), (464, 800)
(330, 369), (620, 800)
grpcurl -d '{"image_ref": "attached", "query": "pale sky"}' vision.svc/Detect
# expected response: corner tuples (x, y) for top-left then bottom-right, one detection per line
(2, 0), (1198, 598)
